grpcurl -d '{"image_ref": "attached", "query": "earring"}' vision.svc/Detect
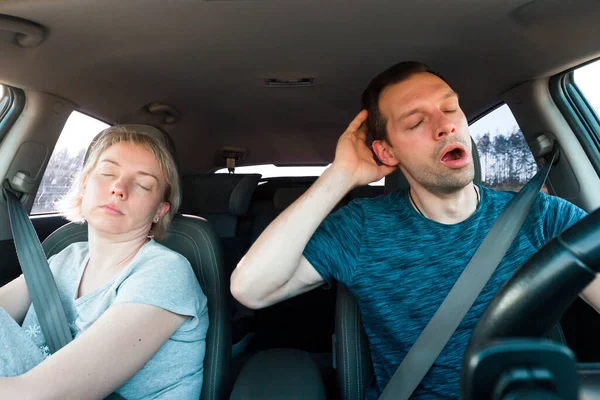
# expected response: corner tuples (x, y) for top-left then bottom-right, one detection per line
(154, 217), (159, 223)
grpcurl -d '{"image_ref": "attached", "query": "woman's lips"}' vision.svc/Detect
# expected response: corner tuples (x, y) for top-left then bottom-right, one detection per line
(100, 205), (124, 215)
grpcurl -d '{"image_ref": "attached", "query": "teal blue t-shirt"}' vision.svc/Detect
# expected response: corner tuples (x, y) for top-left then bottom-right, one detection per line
(303, 184), (586, 399)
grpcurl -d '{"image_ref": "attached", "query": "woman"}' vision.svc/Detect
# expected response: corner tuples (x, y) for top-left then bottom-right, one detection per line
(0, 126), (208, 399)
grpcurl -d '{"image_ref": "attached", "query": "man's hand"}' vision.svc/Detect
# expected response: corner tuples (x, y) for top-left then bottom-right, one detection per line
(331, 110), (397, 188)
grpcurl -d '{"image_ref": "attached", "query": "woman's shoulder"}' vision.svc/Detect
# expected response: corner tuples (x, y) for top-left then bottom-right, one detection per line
(139, 239), (192, 269)
(123, 240), (199, 289)
(48, 241), (89, 266)
(114, 240), (207, 321)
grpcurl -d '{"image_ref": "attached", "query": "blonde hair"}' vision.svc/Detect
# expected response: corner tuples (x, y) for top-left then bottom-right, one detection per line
(57, 126), (181, 239)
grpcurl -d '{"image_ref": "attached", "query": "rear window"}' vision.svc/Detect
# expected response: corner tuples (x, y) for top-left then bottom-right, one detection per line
(215, 164), (385, 186)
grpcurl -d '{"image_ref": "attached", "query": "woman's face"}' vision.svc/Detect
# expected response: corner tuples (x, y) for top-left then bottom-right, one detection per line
(80, 142), (170, 239)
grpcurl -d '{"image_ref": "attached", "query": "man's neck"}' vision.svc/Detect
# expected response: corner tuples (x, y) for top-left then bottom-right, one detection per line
(409, 183), (479, 224)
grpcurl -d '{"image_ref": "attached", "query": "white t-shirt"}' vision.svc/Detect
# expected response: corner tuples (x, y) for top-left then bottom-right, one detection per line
(20, 239), (209, 399)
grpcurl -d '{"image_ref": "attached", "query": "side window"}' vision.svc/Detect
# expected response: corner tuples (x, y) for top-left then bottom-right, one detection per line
(215, 164), (385, 186)
(573, 59), (600, 117)
(469, 105), (542, 191)
(0, 85), (9, 118)
(0, 84), (25, 143)
(31, 111), (109, 214)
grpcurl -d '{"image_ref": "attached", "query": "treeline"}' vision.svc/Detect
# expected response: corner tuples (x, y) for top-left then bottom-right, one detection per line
(475, 128), (537, 190)
(32, 148), (86, 214)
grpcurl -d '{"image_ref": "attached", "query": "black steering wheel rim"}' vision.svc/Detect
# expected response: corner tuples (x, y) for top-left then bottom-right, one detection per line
(460, 207), (600, 397)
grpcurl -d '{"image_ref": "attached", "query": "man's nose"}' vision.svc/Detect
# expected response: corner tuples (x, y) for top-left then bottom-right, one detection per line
(433, 111), (457, 140)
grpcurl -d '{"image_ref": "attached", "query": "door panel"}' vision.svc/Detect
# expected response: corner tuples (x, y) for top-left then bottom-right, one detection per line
(0, 215), (69, 286)
(0, 240), (19, 286)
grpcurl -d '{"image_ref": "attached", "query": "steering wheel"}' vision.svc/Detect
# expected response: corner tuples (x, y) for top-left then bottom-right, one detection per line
(460, 207), (600, 399)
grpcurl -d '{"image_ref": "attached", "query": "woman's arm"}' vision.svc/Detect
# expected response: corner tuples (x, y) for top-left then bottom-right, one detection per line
(0, 276), (32, 324)
(0, 302), (187, 400)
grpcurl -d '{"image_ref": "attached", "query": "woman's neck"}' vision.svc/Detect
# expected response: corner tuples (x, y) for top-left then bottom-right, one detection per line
(86, 230), (149, 273)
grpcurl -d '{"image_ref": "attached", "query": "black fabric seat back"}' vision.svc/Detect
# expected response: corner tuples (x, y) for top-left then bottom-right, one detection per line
(180, 174), (261, 276)
(181, 174), (261, 238)
(245, 181), (337, 353)
(42, 215), (231, 400)
(244, 180), (381, 354)
(180, 174), (261, 346)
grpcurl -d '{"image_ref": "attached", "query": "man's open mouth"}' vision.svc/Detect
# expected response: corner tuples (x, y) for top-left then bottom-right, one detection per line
(441, 147), (466, 162)
(439, 144), (470, 169)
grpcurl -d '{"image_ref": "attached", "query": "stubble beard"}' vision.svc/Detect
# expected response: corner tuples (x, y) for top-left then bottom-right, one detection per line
(402, 137), (475, 195)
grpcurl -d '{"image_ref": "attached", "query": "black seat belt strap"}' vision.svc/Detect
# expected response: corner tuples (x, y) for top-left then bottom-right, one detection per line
(2, 182), (72, 354)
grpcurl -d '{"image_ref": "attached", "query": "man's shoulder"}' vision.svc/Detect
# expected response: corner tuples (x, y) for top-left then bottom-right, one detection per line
(482, 185), (579, 214)
(480, 185), (550, 213)
(480, 185), (518, 202)
(482, 185), (586, 244)
(343, 189), (405, 209)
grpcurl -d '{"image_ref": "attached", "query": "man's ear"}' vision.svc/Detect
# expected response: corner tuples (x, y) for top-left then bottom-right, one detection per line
(372, 140), (399, 167)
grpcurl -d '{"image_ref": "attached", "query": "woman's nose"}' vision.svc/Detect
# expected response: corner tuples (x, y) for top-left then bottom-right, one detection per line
(111, 179), (128, 199)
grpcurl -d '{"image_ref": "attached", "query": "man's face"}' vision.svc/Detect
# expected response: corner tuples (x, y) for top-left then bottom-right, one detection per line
(378, 72), (474, 194)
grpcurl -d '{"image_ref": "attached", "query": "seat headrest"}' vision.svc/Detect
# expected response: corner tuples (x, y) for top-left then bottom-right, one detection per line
(273, 187), (309, 211)
(84, 124), (178, 166)
(384, 136), (482, 194)
(181, 174), (262, 216)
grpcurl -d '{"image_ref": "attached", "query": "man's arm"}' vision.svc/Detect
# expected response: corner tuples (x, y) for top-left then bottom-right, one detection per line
(0, 302), (187, 400)
(231, 110), (396, 309)
(0, 276), (32, 324)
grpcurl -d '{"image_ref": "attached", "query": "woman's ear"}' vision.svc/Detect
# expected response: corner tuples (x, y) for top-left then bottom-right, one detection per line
(372, 140), (399, 167)
(155, 202), (171, 220)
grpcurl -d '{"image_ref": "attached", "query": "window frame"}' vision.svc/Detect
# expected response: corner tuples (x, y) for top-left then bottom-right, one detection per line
(549, 58), (600, 176)
(0, 85), (26, 143)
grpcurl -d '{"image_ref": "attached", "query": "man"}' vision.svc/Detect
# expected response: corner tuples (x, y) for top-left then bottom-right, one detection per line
(231, 61), (599, 398)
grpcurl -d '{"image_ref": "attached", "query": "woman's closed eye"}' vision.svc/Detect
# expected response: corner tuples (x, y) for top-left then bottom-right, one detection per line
(136, 182), (152, 191)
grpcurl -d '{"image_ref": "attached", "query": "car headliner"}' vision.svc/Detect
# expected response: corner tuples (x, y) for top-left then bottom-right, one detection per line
(0, 0), (598, 175)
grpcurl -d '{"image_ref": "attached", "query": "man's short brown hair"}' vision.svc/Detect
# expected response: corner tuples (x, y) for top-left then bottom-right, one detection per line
(361, 61), (449, 143)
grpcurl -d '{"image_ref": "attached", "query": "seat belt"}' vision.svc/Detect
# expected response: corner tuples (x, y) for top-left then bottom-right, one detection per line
(379, 150), (557, 400)
(2, 181), (72, 353)
(2, 181), (126, 400)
